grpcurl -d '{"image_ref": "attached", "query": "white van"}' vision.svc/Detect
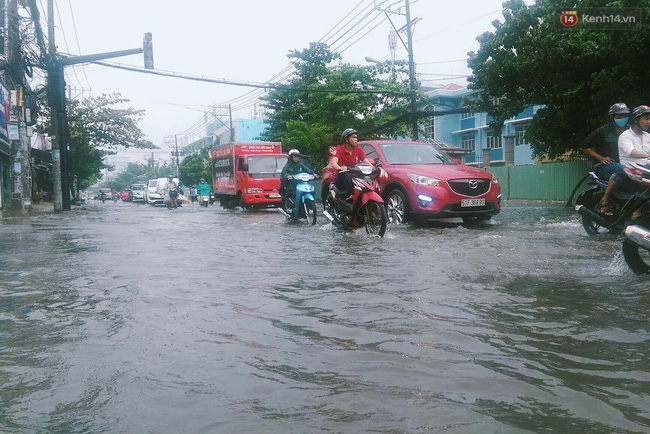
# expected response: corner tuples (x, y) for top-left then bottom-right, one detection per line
(143, 179), (164, 205)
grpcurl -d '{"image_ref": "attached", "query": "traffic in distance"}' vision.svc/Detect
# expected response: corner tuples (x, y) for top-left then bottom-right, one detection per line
(96, 131), (502, 239)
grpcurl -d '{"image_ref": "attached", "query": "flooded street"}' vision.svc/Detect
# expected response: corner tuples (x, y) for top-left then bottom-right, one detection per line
(1, 201), (648, 432)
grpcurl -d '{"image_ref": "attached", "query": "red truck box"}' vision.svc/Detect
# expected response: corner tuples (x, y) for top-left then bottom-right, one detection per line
(211, 142), (286, 209)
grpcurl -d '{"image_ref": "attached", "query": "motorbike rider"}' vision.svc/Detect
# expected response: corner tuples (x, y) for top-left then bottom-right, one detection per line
(581, 103), (630, 215)
(280, 149), (318, 204)
(163, 175), (178, 205)
(618, 105), (650, 166)
(196, 178), (211, 202)
(330, 128), (374, 200)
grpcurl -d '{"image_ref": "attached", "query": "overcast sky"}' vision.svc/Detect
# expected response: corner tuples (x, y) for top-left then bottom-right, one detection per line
(46, 0), (511, 152)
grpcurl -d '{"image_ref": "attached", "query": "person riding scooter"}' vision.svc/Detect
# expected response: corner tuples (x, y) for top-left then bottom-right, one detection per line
(330, 128), (374, 202)
(280, 149), (318, 213)
(196, 178), (211, 205)
(163, 175), (179, 207)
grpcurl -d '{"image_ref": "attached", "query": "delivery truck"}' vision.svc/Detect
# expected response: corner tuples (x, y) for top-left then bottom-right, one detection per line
(211, 142), (286, 209)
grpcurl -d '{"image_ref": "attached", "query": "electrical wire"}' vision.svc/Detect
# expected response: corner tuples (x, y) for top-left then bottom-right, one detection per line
(67, 0), (90, 87)
(219, 0), (379, 109)
(54, 0), (83, 90)
(176, 0), (397, 136)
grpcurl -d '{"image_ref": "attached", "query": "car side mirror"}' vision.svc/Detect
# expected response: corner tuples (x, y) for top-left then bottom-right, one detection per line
(374, 158), (382, 167)
(240, 163), (249, 172)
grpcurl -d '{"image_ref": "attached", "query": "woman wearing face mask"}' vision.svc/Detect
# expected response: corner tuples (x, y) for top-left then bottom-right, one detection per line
(581, 103), (630, 214)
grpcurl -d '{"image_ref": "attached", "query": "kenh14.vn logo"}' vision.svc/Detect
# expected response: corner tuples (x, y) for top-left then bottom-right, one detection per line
(560, 10), (578, 27)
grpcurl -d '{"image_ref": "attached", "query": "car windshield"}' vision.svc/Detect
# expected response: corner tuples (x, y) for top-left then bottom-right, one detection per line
(132, 184), (144, 190)
(379, 143), (453, 165)
(148, 180), (157, 188)
(248, 156), (285, 177)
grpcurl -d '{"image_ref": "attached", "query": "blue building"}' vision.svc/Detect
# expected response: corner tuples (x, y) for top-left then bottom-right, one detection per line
(424, 84), (542, 166)
(182, 118), (270, 158)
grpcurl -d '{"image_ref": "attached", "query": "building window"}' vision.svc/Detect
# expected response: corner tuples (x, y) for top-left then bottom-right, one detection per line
(489, 96), (502, 106)
(461, 134), (476, 151)
(460, 110), (474, 119)
(515, 125), (528, 146)
(423, 104), (435, 140)
(486, 134), (502, 149)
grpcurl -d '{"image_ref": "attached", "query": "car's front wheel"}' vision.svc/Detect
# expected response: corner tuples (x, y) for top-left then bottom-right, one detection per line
(386, 189), (409, 224)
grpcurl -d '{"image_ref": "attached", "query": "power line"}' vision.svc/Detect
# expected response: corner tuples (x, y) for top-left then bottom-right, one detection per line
(67, 0), (90, 87)
(414, 9), (501, 42)
(53, 0), (83, 90)
(220, 0), (381, 110)
(418, 58), (468, 65)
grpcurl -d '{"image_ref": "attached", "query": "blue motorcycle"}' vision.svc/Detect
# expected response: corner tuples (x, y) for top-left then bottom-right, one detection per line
(279, 172), (317, 225)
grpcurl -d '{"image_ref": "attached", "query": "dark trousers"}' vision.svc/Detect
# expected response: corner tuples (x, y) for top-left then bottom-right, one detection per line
(335, 171), (354, 196)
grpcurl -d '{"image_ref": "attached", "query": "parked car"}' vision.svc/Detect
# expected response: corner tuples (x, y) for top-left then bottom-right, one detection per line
(321, 140), (501, 224)
(143, 179), (164, 205)
(131, 183), (146, 202)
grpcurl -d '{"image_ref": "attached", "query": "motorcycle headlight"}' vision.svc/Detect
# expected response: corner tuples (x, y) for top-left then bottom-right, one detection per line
(407, 174), (441, 187)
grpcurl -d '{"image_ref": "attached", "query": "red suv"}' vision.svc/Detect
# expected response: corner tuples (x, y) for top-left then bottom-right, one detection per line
(321, 140), (501, 224)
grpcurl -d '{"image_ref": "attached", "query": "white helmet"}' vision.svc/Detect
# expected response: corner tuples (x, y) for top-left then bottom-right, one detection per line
(288, 149), (300, 156)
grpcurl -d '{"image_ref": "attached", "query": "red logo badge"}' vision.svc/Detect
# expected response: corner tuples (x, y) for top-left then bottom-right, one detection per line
(560, 11), (578, 27)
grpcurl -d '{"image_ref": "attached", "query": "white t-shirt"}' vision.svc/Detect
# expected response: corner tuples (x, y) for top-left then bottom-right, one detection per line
(618, 128), (650, 167)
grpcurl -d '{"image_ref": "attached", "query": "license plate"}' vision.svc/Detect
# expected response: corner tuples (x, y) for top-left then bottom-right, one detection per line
(461, 198), (485, 207)
(269, 193), (281, 198)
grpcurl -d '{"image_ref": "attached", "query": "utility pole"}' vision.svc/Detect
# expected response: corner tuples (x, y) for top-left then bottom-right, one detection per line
(6, 0), (31, 216)
(404, 0), (419, 140)
(47, 0), (64, 212)
(174, 135), (179, 177)
(389, 28), (397, 83)
(229, 104), (234, 143)
(44, 10), (153, 211)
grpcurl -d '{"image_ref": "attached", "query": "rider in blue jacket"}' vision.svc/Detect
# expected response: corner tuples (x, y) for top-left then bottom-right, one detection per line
(280, 149), (317, 203)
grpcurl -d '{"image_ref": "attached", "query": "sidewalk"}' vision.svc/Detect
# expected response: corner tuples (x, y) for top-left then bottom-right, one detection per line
(2, 201), (88, 218)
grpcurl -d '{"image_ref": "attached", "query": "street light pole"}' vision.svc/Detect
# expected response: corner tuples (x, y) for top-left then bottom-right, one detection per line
(404, 0), (419, 140)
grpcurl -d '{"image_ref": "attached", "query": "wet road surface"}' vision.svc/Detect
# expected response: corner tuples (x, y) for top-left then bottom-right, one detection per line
(0, 200), (648, 432)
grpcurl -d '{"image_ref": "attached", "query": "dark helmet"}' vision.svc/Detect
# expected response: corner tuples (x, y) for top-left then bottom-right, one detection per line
(341, 128), (358, 141)
(608, 103), (629, 116)
(630, 105), (650, 123)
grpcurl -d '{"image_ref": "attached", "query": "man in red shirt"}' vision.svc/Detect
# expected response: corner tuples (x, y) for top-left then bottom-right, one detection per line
(330, 128), (374, 200)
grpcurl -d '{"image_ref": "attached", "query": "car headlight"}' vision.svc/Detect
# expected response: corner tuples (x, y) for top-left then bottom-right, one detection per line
(491, 174), (499, 184)
(407, 174), (441, 187)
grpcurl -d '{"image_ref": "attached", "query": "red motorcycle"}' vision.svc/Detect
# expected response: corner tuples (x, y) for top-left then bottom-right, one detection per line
(323, 164), (388, 237)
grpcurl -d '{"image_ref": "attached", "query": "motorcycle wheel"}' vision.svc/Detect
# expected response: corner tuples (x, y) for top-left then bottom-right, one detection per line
(622, 215), (650, 274)
(581, 192), (611, 235)
(304, 200), (317, 225)
(364, 201), (387, 237)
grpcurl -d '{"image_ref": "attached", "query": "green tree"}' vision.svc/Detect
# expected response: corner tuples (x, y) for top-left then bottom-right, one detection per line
(467, 0), (650, 158)
(38, 93), (154, 193)
(178, 153), (211, 186)
(260, 42), (414, 168)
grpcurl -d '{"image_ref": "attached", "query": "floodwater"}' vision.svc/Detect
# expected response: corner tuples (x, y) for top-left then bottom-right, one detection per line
(0, 201), (648, 432)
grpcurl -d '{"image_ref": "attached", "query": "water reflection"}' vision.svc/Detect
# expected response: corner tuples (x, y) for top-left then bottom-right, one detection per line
(0, 202), (648, 431)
